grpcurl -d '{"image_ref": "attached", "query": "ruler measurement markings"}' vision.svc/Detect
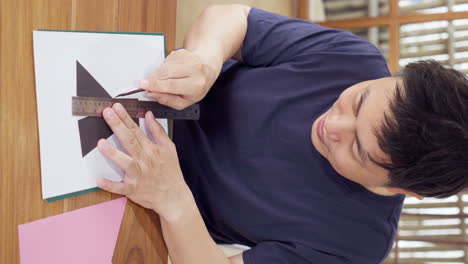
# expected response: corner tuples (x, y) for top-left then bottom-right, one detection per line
(72, 96), (199, 120)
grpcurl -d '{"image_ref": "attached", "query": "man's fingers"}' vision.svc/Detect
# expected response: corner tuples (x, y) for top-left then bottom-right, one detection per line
(145, 111), (172, 147)
(150, 76), (200, 96)
(112, 103), (153, 150)
(147, 92), (192, 110)
(164, 49), (195, 64)
(97, 139), (134, 172)
(152, 62), (193, 80)
(102, 107), (140, 157)
(96, 178), (128, 195)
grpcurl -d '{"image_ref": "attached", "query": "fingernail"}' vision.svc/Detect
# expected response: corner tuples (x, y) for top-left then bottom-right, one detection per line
(113, 103), (124, 113)
(147, 111), (155, 119)
(104, 108), (115, 119)
(139, 79), (149, 89)
(99, 140), (110, 152)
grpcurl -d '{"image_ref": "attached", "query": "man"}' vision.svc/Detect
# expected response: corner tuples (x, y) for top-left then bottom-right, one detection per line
(95, 5), (468, 264)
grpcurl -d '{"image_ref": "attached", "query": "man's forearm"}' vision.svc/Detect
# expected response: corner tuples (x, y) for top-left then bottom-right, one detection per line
(159, 7), (252, 264)
(160, 193), (234, 264)
(183, 5), (250, 73)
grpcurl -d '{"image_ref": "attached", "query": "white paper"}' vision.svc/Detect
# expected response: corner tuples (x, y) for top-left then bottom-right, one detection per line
(33, 30), (167, 199)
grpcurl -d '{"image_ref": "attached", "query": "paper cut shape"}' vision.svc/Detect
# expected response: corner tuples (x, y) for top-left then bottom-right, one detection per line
(76, 60), (112, 98)
(18, 198), (127, 264)
(76, 61), (139, 157)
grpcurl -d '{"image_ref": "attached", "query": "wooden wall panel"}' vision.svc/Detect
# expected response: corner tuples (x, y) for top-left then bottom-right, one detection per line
(0, 0), (174, 263)
(0, 0), (72, 262)
(72, 0), (119, 31)
(118, 0), (177, 52)
(112, 201), (168, 264)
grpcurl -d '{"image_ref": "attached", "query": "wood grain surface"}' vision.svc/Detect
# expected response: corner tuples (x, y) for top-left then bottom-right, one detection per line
(0, 0), (176, 263)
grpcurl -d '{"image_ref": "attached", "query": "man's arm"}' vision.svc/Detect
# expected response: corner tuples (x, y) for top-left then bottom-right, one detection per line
(161, 198), (243, 264)
(160, 6), (250, 262)
(98, 5), (250, 264)
(142, 4), (250, 109)
(158, 5), (251, 264)
(184, 4), (250, 68)
(96, 103), (244, 264)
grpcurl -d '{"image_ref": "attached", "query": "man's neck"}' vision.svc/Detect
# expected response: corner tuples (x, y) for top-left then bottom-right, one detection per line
(367, 186), (400, 197)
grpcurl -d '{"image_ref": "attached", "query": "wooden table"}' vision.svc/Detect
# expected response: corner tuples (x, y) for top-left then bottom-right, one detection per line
(0, 0), (176, 263)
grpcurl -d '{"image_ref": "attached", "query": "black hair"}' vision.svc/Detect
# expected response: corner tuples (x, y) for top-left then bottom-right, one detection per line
(375, 60), (468, 198)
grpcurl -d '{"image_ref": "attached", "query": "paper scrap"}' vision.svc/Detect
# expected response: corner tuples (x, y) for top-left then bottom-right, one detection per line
(18, 197), (127, 264)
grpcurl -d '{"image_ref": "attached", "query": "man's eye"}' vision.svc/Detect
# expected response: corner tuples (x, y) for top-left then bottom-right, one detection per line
(354, 91), (364, 116)
(353, 95), (360, 115)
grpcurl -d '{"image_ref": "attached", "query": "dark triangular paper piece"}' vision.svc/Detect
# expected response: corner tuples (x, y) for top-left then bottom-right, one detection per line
(76, 60), (112, 98)
(78, 117), (113, 157)
(76, 60), (139, 157)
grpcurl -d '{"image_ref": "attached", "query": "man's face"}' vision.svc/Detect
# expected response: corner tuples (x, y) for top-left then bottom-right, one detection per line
(311, 77), (402, 191)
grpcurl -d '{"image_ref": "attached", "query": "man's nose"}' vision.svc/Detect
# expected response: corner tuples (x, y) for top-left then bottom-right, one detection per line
(326, 115), (355, 142)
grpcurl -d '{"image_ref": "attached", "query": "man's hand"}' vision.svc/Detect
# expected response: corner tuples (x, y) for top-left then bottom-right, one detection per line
(140, 49), (221, 110)
(96, 103), (193, 221)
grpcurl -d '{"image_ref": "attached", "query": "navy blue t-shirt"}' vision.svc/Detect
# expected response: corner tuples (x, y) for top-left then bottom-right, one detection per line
(173, 8), (404, 264)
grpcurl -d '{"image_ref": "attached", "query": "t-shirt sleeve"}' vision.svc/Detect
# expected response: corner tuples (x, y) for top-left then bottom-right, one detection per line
(241, 8), (380, 67)
(242, 242), (347, 264)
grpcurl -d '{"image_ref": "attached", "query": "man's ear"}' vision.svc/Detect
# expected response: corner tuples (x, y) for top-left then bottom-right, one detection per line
(386, 187), (424, 200)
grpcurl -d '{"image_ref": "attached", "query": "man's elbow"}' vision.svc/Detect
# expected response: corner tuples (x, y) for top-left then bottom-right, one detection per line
(201, 4), (251, 19)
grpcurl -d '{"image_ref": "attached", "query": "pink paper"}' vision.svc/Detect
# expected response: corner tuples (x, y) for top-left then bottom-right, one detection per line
(18, 197), (127, 264)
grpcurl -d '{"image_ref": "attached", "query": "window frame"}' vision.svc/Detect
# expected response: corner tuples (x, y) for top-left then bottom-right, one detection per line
(297, 0), (468, 73)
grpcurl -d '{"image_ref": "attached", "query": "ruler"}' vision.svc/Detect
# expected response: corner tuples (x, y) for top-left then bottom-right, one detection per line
(72, 96), (200, 120)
